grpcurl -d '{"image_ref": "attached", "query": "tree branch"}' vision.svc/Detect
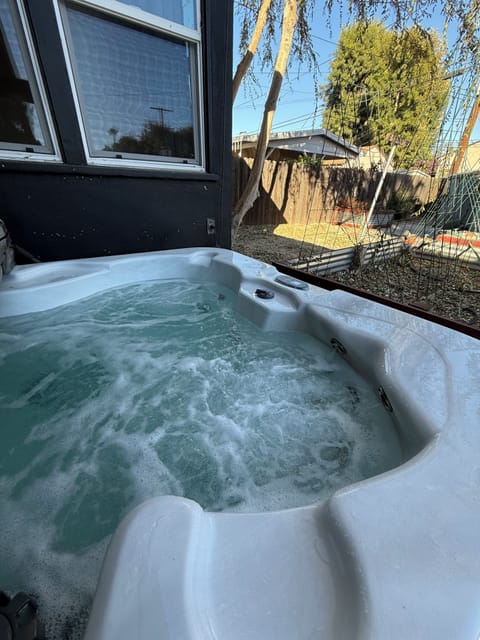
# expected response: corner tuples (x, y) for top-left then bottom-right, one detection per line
(232, 0), (273, 103)
(232, 0), (298, 238)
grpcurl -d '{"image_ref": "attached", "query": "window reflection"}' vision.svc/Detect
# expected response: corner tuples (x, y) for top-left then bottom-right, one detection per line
(0, 0), (49, 150)
(121, 0), (196, 29)
(66, 4), (196, 162)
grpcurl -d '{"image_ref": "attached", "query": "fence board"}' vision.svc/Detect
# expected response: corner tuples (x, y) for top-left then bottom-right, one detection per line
(232, 155), (439, 227)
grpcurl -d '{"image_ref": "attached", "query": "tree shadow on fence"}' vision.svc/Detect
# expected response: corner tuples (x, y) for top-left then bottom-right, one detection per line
(231, 153), (439, 264)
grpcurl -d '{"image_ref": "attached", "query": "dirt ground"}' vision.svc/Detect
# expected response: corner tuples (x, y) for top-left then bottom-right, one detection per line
(233, 223), (480, 330)
(233, 223), (387, 264)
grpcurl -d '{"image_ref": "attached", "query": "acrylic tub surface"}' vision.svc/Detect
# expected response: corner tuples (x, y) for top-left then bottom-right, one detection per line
(1, 248), (479, 640)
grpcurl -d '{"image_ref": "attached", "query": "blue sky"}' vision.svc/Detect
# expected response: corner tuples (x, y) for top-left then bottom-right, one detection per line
(232, 2), (480, 144)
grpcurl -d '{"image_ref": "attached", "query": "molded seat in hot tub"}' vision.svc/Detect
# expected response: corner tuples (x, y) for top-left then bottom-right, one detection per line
(83, 279), (480, 640)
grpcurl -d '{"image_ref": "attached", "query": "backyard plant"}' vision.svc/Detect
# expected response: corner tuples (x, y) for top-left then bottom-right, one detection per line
(322, 22), (450, 170)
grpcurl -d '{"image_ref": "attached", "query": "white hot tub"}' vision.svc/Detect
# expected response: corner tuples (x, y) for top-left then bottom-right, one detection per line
(0, 248), (479, 640)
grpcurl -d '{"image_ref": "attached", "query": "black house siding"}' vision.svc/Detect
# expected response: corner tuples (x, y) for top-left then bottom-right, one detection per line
(0, 0), (233, 262)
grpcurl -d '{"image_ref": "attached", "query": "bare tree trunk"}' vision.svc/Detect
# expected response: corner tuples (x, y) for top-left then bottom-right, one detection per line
(232, 0), (273, 103)
(232, 0), (297, 240)
(451, 82), (480, 174)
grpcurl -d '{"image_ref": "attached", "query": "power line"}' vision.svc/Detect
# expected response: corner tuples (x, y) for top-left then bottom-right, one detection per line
(311, 34), (336, 45)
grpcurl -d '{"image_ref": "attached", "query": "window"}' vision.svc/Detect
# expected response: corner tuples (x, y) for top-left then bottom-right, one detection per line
(57, 0), (203, 169)
(121, 1), (197, 29)
(0, 0), (59, 159)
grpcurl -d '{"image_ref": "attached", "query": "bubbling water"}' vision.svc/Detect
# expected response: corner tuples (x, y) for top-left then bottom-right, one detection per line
(0, 280), (402, 638)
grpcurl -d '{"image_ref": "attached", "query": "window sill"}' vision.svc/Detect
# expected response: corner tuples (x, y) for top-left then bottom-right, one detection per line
(0, 160), (220, 181)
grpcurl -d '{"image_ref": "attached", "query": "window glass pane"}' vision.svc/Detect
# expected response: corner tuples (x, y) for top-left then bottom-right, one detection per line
(121, 0), (196, 30)
(66, 4), (197, 162)
(0, 0), (51, 150)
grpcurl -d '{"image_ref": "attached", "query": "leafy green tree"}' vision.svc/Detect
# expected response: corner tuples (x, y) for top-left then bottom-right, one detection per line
(104, 122), (194, 159)
(321, 22), (392, 147)
(322, 22), (450, 168)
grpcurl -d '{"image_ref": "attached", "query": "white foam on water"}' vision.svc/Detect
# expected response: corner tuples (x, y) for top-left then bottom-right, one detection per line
(0, 279), (402, 637)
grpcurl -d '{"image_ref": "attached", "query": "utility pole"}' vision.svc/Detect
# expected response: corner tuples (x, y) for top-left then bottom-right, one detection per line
(150, 106), (173, 128)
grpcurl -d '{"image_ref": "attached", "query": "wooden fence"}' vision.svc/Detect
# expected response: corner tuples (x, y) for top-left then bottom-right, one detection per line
(232, 155), (439, 226)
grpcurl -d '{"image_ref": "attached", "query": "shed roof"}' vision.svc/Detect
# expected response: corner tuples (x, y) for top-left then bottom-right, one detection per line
(233, 128), (360, 159)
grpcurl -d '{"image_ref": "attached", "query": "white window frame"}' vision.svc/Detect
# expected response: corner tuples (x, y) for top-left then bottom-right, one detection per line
(54, 0), (205, 172)
(0, 0), (61, 162)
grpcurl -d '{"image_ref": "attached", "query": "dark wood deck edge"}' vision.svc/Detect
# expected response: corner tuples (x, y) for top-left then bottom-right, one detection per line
(272, 261), (480, 341)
